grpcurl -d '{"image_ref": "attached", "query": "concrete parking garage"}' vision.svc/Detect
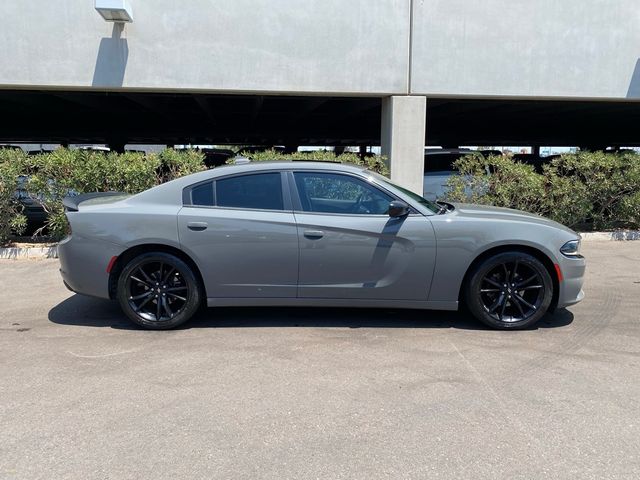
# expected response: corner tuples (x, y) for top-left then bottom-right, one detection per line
(3, 1), (640, 194)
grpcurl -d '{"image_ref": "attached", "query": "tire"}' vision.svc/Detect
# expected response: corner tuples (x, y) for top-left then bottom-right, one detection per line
(464, 251), (553, 330)
(117, 252), (203, 330)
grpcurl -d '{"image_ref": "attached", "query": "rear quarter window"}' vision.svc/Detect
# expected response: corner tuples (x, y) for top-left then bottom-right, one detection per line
(190, 182), (214, 206)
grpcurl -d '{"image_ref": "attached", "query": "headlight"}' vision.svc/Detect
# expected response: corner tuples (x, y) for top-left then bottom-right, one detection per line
(560, 239), (581, 257)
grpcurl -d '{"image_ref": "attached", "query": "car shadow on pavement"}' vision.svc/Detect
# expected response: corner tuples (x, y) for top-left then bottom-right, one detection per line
(48, 294), (574, 331)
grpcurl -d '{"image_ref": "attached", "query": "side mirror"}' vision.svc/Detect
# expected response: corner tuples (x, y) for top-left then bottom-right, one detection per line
(388, 200), (410, 218)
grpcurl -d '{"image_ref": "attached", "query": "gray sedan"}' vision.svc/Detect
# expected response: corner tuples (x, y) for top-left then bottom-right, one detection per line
(58, 161), (585, 330)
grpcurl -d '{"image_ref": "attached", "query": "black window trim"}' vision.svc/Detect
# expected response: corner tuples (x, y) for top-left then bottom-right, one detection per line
(287, 170), (421, 217)
(182, 171), (292, 212)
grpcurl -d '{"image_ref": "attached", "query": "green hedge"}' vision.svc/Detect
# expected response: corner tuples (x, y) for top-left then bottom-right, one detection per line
(0, 148), (206, 245)
(3, 147), (635, 246)
(0, 149), (28, 243)
(444, 151), (640, 231)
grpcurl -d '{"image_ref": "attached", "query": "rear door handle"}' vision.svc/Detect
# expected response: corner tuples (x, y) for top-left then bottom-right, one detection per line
(303, 230), (324, 239)
(187, 221), (208, 231)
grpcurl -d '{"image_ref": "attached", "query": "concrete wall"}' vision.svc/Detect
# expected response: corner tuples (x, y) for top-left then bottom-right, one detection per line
(1, 0), (639, 100)
(411, 0), (640, 99)
(0, 0), (409, 94)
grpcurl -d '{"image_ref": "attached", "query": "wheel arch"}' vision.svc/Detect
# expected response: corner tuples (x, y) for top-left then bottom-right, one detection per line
(458, 244), (559, 311)
(108, 243), (206, 300)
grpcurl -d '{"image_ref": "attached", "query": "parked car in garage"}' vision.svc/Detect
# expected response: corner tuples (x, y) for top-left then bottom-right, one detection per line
(14, 175), (79, 235)
(513, 153), (561, 173)
(58, 161), (585, 331)
(423, 148), (492, 200)
(14, 176), (47, 233)
(201, 148), (234, 168)
(27, 149), (56, 156)
(77, 146), (110, 152)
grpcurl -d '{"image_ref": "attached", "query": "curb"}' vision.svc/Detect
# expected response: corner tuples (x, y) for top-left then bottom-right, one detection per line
(579, 231), (640, 242)
(0, 246), (58, 260)
(1, 230), (638, 260)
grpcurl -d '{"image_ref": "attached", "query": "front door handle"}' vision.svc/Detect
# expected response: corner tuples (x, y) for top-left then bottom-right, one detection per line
(187, 221), (208, 231)
(303, 230), (324, 239)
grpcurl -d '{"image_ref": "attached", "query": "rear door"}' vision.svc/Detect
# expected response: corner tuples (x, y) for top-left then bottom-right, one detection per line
(291, 171), (436, 301)
(178, 171), (298, 298)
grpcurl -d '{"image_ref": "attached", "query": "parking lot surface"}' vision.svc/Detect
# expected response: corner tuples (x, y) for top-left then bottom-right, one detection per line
(1, 242), (639, 479)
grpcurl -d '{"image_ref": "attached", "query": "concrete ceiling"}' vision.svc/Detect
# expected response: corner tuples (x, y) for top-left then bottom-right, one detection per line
(1, 89), (640, 147)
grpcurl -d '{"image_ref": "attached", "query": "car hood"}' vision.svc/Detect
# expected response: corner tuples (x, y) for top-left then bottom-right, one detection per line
(451, 203), (579, 236)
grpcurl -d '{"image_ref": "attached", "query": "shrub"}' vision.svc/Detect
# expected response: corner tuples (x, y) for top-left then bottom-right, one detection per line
(0, 149), (29, 245)
(543, 151), (640, 230)
(22, 148), (204, 240)
(232, 149), (390, 176)
(445, 153), (546, 215)
(157, 148), (208, 183)
(445, 151), (640, 230)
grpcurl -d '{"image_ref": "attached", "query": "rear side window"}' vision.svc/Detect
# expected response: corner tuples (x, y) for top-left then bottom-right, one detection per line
(216, 173), (284, 210)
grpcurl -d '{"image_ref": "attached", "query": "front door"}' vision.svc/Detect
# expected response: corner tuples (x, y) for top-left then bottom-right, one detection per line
(291, 171), (436, 301)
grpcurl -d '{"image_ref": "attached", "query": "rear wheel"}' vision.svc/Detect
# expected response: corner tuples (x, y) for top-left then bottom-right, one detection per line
(464, 252), (553, 329)
(117, 252), (202, 329)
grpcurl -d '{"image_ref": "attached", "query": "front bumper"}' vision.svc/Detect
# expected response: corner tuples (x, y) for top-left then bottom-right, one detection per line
(58, 234), (124, 300)
(556, 254), (586, 308)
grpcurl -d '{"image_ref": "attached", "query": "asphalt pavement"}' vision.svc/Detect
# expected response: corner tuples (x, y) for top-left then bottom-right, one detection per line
(1, 242), (639, 479)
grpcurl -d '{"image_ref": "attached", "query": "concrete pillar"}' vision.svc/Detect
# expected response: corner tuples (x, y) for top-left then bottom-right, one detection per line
(381, 96), (426, 195)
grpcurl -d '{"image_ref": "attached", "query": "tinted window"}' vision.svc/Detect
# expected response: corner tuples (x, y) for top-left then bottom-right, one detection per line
(424, 153), (471, 172)
(216, 173), (284, 210)
(294, 172), (393, 215)
(191, 182), (214, 206)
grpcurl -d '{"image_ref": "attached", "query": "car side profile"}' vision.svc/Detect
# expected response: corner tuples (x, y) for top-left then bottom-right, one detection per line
(58, 161), (585, 330)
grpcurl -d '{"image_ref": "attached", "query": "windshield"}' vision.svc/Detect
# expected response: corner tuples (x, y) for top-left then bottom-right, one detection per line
(368, 171), (441, 214)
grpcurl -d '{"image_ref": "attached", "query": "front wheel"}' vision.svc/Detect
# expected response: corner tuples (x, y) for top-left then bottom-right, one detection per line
(117, 252), (202, 329)
(464, 252), (553, 330)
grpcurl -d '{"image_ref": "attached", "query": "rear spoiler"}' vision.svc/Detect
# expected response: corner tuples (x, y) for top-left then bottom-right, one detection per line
(62, 192), (126, 212)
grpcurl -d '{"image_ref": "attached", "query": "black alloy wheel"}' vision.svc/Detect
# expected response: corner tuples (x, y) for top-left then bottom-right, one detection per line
(117, 252), (202, 329)
(465, 252), (553, 329)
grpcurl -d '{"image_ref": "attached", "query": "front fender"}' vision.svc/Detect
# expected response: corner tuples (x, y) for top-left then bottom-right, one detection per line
(427, 213), (575, 304)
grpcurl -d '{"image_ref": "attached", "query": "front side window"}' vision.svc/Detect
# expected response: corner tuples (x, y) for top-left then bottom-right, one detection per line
(216, 173), (284, 211)
(293, 172), (393, 215)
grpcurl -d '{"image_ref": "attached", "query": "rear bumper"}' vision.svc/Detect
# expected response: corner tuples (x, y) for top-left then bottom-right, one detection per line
(556, 254), (586, 308)
(58, 234), (124, 300)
